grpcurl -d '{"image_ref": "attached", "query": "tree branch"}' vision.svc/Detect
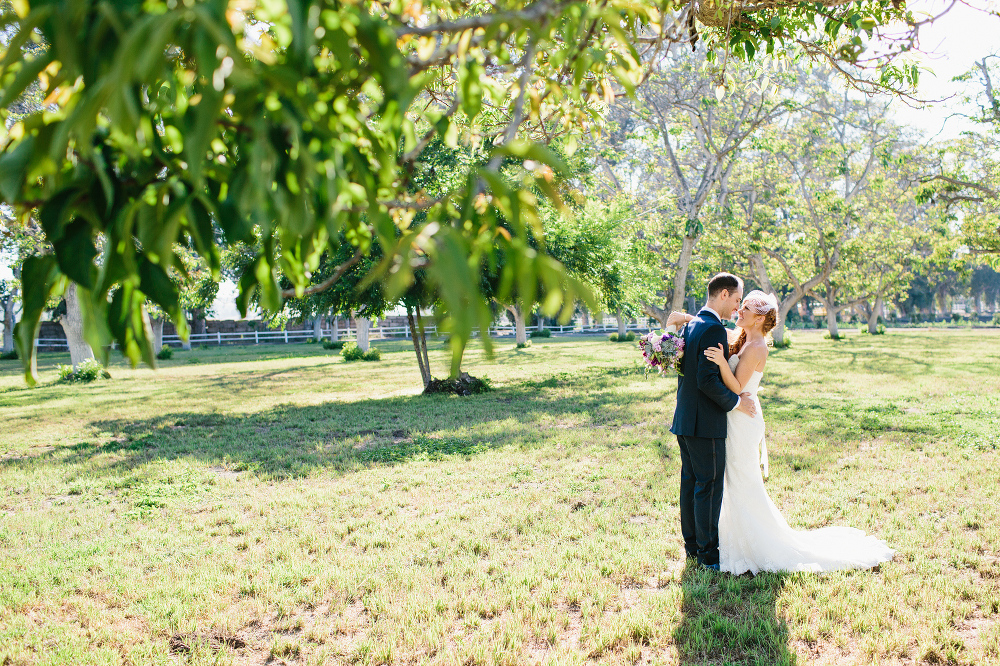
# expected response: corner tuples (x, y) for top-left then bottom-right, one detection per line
(395, 0), (560, 37)
(280, 249), (363, 299)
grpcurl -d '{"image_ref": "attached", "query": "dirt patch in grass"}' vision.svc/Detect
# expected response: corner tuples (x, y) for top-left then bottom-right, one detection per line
(169, 632), (246, 654)
(792, 638), (870, 665)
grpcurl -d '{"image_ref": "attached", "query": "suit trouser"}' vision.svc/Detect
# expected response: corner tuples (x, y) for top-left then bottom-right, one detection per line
(676, 435), (726, 566)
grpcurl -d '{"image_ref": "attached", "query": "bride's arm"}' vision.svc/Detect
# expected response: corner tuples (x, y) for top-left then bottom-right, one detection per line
(704, 344), (767, 393)
(666, 311), (694, 328)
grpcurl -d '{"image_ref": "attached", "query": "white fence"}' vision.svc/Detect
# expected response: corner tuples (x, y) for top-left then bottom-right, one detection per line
(32, 319), (653, 351)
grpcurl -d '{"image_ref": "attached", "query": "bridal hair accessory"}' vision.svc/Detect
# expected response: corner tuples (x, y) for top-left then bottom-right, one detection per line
(742, 290), (778, 315)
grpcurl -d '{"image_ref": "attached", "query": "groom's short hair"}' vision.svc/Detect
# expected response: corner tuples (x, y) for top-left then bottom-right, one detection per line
(708, 273), (743, 298)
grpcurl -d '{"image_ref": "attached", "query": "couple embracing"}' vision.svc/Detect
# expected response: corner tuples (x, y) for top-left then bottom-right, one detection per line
(668, 273), (894, 575)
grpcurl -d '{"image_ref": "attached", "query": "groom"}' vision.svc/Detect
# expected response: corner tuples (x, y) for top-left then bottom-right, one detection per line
(671, 273), (756, 569)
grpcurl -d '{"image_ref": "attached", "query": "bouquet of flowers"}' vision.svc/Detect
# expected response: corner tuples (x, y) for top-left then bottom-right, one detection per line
(638, 329), (685, 376)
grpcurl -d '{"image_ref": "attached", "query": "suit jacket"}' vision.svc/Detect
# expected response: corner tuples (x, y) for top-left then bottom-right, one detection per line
(670, 308), (740, 439)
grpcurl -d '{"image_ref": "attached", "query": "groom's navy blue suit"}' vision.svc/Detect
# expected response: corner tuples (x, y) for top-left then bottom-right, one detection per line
(670, 308), (740, 566)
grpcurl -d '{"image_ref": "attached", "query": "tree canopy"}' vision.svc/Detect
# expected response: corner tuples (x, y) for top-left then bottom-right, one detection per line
(0, 0), (918, 382)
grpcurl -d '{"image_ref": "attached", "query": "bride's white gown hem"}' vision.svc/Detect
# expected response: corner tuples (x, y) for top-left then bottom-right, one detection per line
(718, 356), (894, 575)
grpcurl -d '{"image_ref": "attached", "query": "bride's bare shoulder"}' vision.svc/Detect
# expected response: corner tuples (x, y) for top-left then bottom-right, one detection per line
(743, 339), (769, 363)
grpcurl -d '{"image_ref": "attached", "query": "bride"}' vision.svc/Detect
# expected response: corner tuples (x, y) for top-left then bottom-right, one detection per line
(671, 290), (894, 575)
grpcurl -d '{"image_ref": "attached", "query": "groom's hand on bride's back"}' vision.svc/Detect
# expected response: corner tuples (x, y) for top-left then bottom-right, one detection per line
(737, 394), (757, 418)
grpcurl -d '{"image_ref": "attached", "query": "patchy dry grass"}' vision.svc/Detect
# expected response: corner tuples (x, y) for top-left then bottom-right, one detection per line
(1, 330), (998, 665)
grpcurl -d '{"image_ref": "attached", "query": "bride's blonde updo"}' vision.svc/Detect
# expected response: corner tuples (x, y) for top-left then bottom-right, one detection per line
(730, 291), (779, 356)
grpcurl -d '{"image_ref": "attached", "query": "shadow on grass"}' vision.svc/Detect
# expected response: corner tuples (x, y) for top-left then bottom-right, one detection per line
(0, 365), (653, 481)
(674, 563), (795, 666)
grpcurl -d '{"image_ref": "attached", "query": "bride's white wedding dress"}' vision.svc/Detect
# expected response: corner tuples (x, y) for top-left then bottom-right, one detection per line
(719, 355), (895, 575)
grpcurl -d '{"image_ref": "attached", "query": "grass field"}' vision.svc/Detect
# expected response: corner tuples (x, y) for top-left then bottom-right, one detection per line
(1, 329), (999, 666)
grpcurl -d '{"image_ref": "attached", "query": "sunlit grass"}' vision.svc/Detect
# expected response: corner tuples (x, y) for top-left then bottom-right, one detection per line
(1, 330), (998, 665)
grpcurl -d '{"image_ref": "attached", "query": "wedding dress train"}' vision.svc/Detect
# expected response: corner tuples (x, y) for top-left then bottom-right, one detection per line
(719, 356), (895, 575)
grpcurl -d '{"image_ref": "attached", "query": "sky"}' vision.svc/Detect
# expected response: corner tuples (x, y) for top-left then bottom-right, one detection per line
(3, 2), (999, 319)
(892, 0), (1000, 138)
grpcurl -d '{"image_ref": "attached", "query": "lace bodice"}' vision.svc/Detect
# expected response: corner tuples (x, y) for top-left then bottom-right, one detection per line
(728, 354), (763, 395)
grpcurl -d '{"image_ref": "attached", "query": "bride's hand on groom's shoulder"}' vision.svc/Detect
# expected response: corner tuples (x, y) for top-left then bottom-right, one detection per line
(704, 343), (726, 368)
(666, 311), (690, 328)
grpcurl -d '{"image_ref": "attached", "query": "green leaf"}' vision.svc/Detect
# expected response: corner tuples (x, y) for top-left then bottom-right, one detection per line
(459, 60), (484, 120)
(14, 255), (65, 385)
(0, 46), (52, 110)
(215, 197), (254, 243)
(0, 135), (35, 202)
(492, 140), (571, 178)
(138, 258), (180, 316)
(187, 197), (220, 274)
(52, 218), (98, 288)
(183, 88), (224, 185)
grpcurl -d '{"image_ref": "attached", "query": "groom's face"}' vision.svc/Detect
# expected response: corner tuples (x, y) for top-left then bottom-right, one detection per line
(719, 287), (744, 319)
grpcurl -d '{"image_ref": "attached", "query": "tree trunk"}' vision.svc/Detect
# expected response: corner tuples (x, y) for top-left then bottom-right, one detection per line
(616, 309), (626, 336)
(772, 300), (797, 347)
(419, 312), (431, 380)
(2, 295), (14, 353)
(670, 235), (698, 311)
(407, 307), (430, 388)
(824, 303), (840, 338)
(332, 316), (340, 341)
(797, 298), (812, 325)
(867, 296), (883, 334)
(312, 316), (323, 341)
(504, 304), (528, 345)
(59, 283), (95, 370)
(182, 314), (195, 350)
(750, 252), (795, 346)
(356, 316), (370, 351)
(151, 318), (164, 353)
(581, 308), (590, 329)
(192, 311), (207, 337)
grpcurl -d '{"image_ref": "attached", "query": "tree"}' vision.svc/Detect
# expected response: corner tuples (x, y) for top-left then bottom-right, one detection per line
(970, 265), (1000, 314)
(0, 0), (915, 383)
(645, 54), (788, 314)
(734, 79), (898, 344)
(598, 52), (790, 321)
(919, 56), (1000, 266)
(545, 197), (659, 336)
(227, 237), (392, 350)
